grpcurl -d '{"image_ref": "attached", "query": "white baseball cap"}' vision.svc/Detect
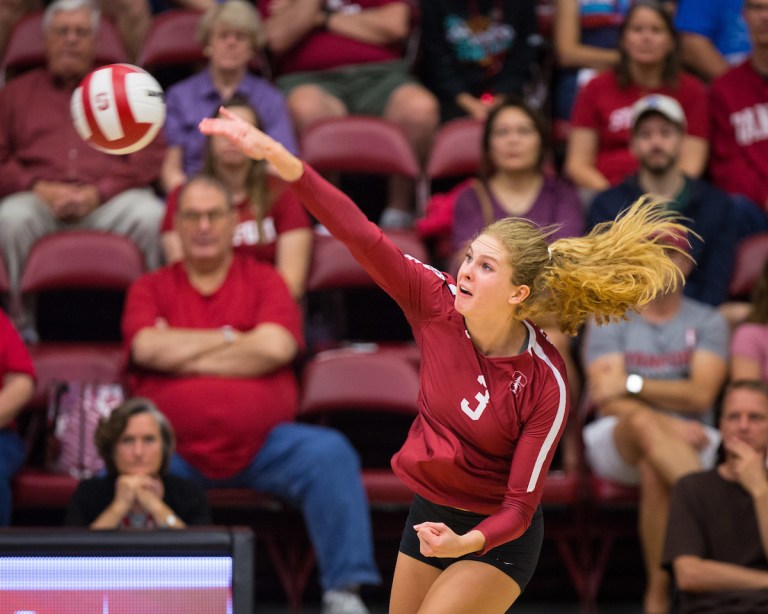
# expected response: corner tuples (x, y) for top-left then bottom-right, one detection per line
(631, 94), (686, 131)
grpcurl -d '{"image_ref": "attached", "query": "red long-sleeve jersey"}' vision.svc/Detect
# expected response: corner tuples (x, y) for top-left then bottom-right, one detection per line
(293, 166), (569, 553)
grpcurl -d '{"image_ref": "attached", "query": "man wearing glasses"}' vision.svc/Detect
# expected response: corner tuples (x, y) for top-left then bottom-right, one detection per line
(122, 175), (380, 614)
(0, 0), (165, 341)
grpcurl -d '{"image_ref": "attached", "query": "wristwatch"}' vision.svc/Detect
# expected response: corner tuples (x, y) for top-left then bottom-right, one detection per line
(221, 325), (235, 344)
(163, 513), (178, 528)
(625, 374), (644, 395)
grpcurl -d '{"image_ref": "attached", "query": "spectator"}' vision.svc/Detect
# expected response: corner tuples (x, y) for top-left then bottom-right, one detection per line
(709, 0), (768, 213)
(161, 0), (297, 195)
(564, 0), (708, 198)
(587, 94), (738, 308)
(0, 310), (34, 526)
(731, 259), (768, 381)
(451, 98), (584, 403)
(675, 0), (751, 82)
(161, 96), (312, 299)
(0, 0), (150, 66)
(417, 0), (542, 123)
(258, 0), (439, 228)
(553, 0), (626, 121)
(582, 233), (729, 613)
(123, 175), (380, 614)
(663, 379), (768, 614)
(0, 0), (165, 341)
(64, 397), (212, 529)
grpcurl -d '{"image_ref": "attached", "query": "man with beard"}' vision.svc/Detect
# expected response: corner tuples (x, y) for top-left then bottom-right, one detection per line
(587, 95), (737, 307)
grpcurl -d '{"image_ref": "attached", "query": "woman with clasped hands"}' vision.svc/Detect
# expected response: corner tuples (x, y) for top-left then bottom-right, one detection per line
(64, 398), (210, 529)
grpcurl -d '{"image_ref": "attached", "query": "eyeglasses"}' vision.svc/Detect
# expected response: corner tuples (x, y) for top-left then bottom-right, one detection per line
(49, 25), (94, 39)
(177, 209), (232, 224)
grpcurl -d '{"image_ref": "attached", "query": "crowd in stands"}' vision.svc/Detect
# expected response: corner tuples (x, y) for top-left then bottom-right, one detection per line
(1, 0), (768, 612)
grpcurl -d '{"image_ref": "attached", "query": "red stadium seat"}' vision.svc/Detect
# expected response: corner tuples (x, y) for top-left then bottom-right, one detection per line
(1, 11), (128, 84)
(11, 343), (127, 514)
(728, 231), (768, 300)
(15, 230), (145, 343)
(301, 115), (421, 180)
(424, 117), (484, 184)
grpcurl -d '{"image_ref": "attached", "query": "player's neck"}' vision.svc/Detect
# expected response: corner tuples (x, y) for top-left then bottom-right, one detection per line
(465, 317), (528, 357)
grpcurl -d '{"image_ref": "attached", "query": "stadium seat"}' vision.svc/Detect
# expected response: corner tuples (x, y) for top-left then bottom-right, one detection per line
(15, 230), (145, 343)
(728, 231), (768, 300)
(1, 11), (128, 84)
(11, 343), (127, 515)
(305, 228), (428, 351)
(424, 117), (484, 188)
(301, 115), (421, 180)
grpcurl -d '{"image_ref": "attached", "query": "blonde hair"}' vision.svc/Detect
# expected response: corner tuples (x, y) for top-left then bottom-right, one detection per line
(197, 0), (266, 49)
(483, 196), (690, 335)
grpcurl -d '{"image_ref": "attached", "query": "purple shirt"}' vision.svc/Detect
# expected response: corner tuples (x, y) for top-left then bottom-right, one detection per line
(163, 69), (298, 177)
(451, 176), (585, 252)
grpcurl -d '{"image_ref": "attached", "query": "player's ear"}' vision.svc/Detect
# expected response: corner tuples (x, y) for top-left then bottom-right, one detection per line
(509, 284), (530, 305)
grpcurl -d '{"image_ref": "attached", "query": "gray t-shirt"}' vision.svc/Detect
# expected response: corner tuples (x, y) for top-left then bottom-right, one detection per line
(582, 297), (729, 425)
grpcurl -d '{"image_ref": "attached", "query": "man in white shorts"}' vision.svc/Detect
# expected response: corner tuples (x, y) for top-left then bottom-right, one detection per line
(581, 230), (729, 614)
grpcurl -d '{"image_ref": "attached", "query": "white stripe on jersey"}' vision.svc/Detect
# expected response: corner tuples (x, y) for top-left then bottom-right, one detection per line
(524, 321), (568, 493)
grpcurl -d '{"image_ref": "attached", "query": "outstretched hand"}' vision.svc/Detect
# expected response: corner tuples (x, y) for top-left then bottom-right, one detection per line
(200, 107), (304, 182)
(199, 106), (274, 161)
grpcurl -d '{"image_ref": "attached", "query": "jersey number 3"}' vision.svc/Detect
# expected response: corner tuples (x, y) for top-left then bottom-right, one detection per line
(461, 375), (489, 421)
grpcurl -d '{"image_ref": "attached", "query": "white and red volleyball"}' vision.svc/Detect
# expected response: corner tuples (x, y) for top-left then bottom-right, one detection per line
(70, 63), (165, 155)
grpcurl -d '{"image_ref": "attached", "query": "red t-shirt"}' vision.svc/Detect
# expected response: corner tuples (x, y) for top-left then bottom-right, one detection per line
(290, 165), (569, 553)
(258, 0), (405, 74)
(161, 177), (310, 264)
(570, 70), (709, 185)
(0, 311), (35, 430)
(122, 256), (304, 479)
(709, 60), (768, 208)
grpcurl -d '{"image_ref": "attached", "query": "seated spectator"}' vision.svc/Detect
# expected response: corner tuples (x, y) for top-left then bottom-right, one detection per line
(418, 0), (541, 123)
(0, 310), (35, 526)
(258, 0), (439, 228)
(582, 233), (729, 613)
(564, 0), (709, 198)
(663, 379), (768, 614)
(0, 0), (165, 341)
(161, 96), (312, 299)
(731, 260), (768, 381)
(451, 98), (584, 403)
(553, 0), (626, 121)
(675, 0), (751, 82)
(123, 175), (380, 614)
(0, 0), (150, 67)
(587, 95), (739, 308)
(64, 397), (211, 529)
(161, 0), (297, 195)
(709, 0), (768, 213)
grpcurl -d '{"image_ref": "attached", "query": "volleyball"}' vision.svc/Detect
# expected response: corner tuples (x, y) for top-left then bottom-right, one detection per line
(70, 63), (165, 155)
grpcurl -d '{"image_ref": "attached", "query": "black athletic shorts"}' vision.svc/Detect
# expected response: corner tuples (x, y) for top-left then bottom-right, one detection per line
(398, 494), (544, 591)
